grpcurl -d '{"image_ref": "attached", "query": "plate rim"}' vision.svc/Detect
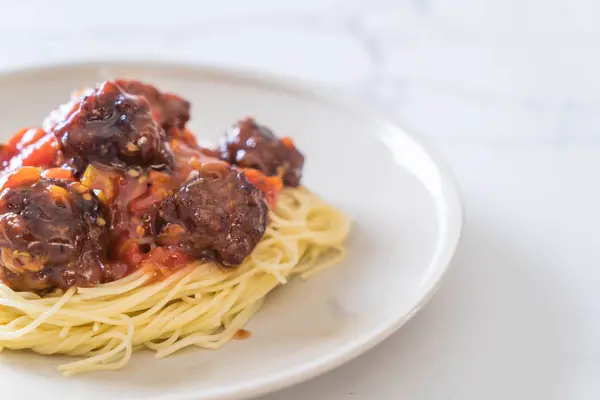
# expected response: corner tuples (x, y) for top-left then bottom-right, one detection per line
(0, 60), (463, 400)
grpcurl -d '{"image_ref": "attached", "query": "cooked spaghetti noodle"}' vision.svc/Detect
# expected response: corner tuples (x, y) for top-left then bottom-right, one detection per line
(0, 188), (349, 375)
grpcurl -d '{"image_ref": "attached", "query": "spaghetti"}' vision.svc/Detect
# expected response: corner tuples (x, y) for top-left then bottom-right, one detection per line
(0, 188), (350, 375)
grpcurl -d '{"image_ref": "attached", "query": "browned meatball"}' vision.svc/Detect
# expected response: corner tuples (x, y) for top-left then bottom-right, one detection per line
(218, 117), (304, 187)
(158, 163), (268, 266)
(114, 79), (190, 137)
(0, 171), (124, 291)
(53, 81), (173, 172)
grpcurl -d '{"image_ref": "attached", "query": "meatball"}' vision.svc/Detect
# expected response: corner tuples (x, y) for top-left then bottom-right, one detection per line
(0, 169), (123, 291)
(114, 79), (190, 137)
(52, 81), (173, 172)
(218, 117), (304, 187)
(158, 163), (268, 266)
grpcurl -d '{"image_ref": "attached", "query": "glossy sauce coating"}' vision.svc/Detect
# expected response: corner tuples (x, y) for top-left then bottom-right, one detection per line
(0, 80), (300, 292)
(114, 79), (190, 138)
(0, 168), (126, 291)
(218, 117), (304, 186)
(53, 81), (173, 172)
(0, 127), (60, 171)
(158, 163), (268, 266)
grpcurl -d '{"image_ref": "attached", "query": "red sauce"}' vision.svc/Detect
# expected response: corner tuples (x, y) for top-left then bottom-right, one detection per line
(233, 329), (252, 340)
(0, 80), (288, 292)
(0, 128), (59, 170)
(75, 134), (280, 277)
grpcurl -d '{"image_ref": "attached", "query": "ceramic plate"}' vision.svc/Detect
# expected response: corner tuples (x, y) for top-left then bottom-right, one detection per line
(0, 62), (462, 400)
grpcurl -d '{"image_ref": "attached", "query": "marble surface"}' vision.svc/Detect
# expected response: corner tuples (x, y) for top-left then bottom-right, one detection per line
(1, 0), (599, 399)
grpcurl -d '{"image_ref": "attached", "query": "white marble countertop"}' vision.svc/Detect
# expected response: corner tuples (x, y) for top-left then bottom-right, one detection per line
(2, 0), (599, 399)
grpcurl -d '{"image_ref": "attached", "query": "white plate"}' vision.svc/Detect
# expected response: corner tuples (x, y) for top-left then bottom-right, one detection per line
(0, 62), (462, 400)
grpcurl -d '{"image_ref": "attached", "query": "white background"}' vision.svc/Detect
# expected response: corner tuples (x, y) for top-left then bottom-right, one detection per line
(2, 1), (599, 399)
